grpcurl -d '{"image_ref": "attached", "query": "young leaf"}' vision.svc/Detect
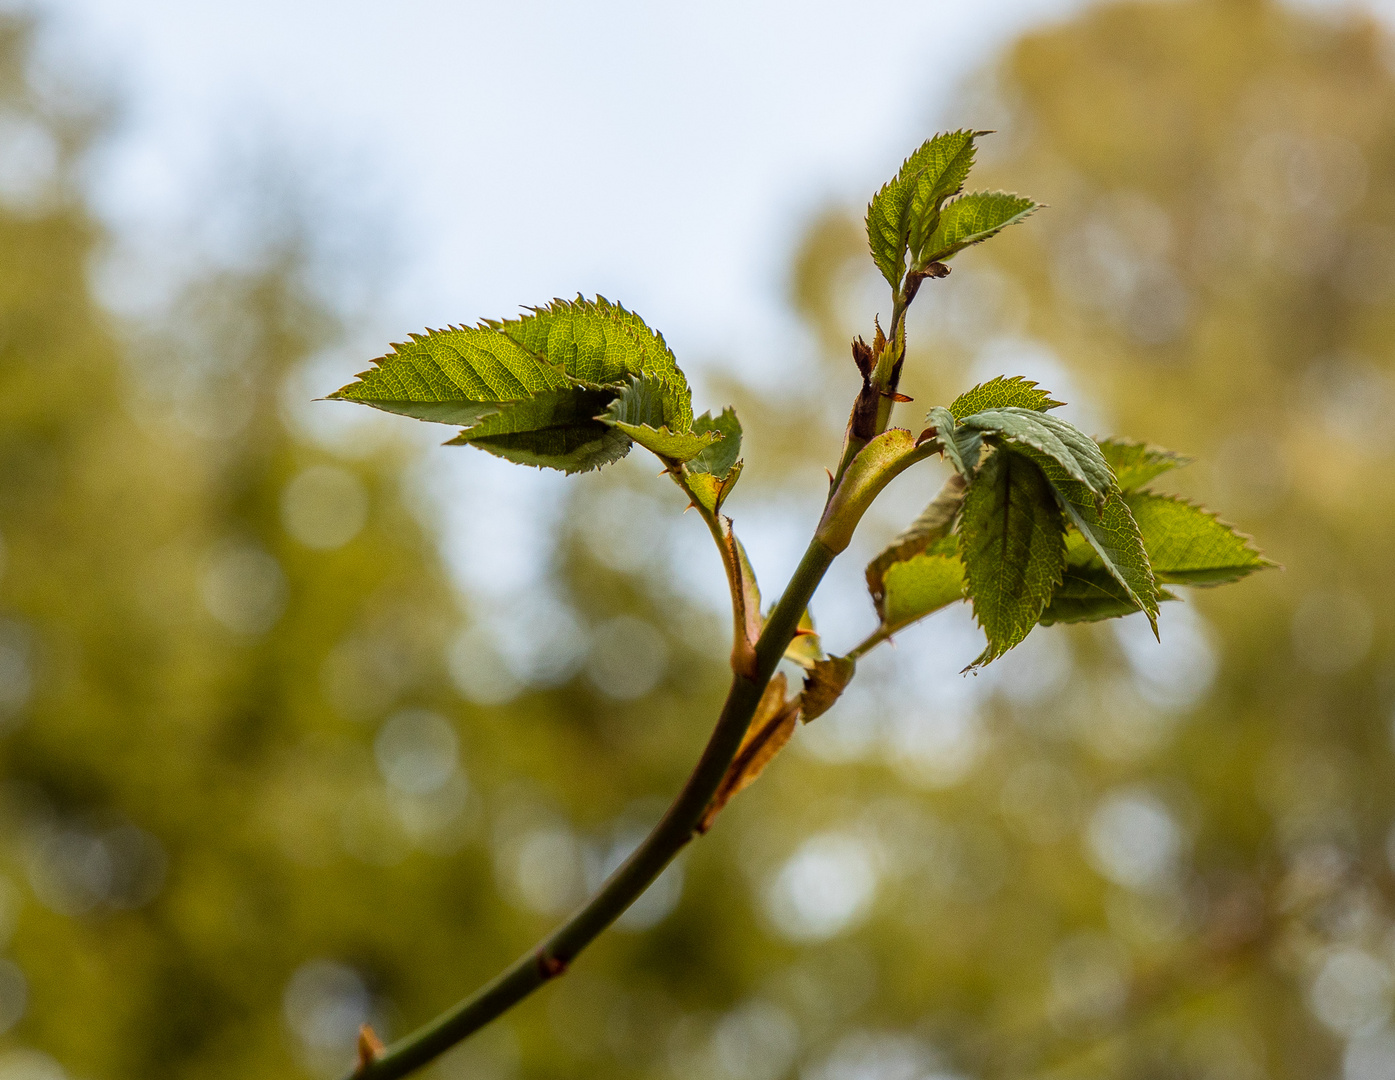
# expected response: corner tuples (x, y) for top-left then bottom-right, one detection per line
(959, 449), (1066, 666)
(490, 297), (698, 443)
(919, 191), (1038, 265)
(800, 656), (856, 721)
(865, 472), (966, 617)
(329, 326), (575, 426)
(866, 130), (982, 289)
(1024, 451), (1159, 633)
(816, 428), (939, 554)
(1098, 438), (1192, 493)
(925, 405), (982, 475)
(602, 377), (720, 463)
(447, 386), (632, 473)
(683, 407), (744, 514)
(699, 674), (801, 832)
(881, 542), (966, 635)
(948, 376), (1064, 420)
(1127, 493), (1273, 585)
(959, 407), (1115, 497)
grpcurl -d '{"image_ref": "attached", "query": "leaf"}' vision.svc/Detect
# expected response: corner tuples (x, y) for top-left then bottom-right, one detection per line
(699, 674), (801, 832)
(784, 609), (824, 670)
(717, 516), (762, 678)
(881, 543), (967, 635)
(816, 428), (939, 554)
(919, 191), (1039, 265)
(492, 296), (691, 416)
(925, 406), (973, 475)
(447, 386), (633, 473)
(865, 472), (965, 618)
(1024, 450), (1159, 633)
(959, 449), (1066, 666)
(1039, 561), (1178, 625)
(948, 375), (1064, 420)
(801, 656), (856, 721)
(685, 462), (743, 517)
(329, 325), (575, 426)
(683, 407), (744, 514)
(959, 407), (1115, 498)
(602, 377), (720, 462)
(1098, 438), (1192, 492)
(866, 130), (982, 289)
(1127, 493), (1273, 585)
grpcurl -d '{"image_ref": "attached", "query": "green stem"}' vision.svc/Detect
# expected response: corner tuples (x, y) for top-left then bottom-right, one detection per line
(348, 535), (837, 1080)
(846, 626), (891, 663)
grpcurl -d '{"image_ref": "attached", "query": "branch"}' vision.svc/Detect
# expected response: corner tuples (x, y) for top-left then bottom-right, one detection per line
(346, 531), (837, 1080)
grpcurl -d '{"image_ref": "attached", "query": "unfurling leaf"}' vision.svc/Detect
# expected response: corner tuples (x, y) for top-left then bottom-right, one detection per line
(866, 472), (966, 616)
(882, 542), (967, 635)
(699, 674), (801, 832)
(1128, 493), (1273, 585)
(948, 375), (1064, 420)
(959, 407), (1114, 497)
(918, 191), (1038, 266)
(817, 428), (939, 553)
(602, 377), (721, 462)
(866, 130), (983, 289)
(1098, 438), (1192, 493)
(960, 449), (1066, 666)
(717, 517), (763, 678)
(783, 609), (824, 670)
(800, 656), (856, 721)
(684, 408), (744, 514)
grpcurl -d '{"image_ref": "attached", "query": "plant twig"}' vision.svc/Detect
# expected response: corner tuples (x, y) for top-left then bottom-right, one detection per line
(346, 534), (837, 1080)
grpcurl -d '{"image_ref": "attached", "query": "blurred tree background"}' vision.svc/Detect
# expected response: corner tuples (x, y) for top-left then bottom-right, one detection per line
(2, 0), (1395, 1079)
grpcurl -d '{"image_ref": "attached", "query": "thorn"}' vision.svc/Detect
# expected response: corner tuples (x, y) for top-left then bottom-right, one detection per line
(915, 427), (938, 447)
(356, 1025), (385, 1072)
(880, 392), (913, 403)
(825, 468), (835, 487)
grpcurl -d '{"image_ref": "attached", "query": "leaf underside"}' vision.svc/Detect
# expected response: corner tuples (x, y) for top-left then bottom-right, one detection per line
(959, 449), (1066, 667)
(1098, 437), (1192, 493)
(866, 472), (966, 618)
(882, 541), (967, 635)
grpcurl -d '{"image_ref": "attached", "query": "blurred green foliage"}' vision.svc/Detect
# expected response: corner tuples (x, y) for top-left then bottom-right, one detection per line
(2, 1), (1395, 1079)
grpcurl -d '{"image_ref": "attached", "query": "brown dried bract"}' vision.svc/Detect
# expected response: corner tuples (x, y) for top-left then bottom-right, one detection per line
(698, 674), (801, 833)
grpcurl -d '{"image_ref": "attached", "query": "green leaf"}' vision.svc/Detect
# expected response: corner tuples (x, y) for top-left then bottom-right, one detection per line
(1039, 561), (1178, 625)
(959, 449), (1066, 666)
(1127, 493), (1273, 585)
(1098, 438), (1192, 492)
(960, 407), (1115, 497)
(882, 542), (967, 635)
(602, 377), (719, 463)
(329, 326), (575, 426)
(948, 376), (1064, 420)
(681, 408), (743, 514)
(920, 191), (1038, 265)
(447, 385), (632, 473)
(490, 296), (695, 429)
(688, 408), (742, 478)
(866, 130), (982, 289)
(865, 472), (965, 618)
(1023, 450), (1159, 633)
(449, 422), (632, 474)
(801, 656), (856, 721)
(924, 405), (981, 475)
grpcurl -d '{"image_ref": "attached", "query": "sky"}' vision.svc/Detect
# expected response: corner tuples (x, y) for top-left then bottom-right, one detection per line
(21, 0), (1388, 674)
